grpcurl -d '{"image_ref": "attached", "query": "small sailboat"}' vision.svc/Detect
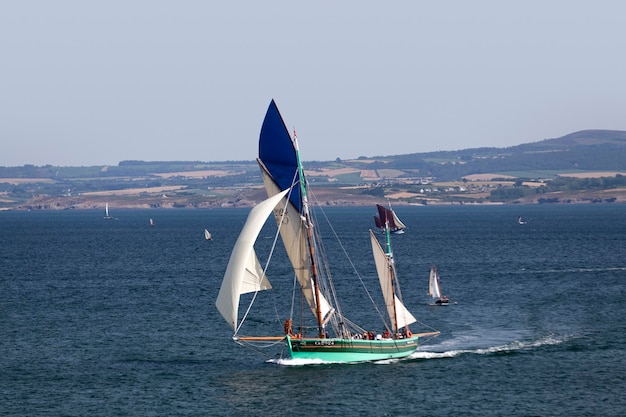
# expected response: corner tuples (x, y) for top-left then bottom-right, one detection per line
(374, 203), (407, 234)
(104, 202), (113, 220)
(215, 100), (438, 363)
(204, 228), (212, 240)
(149, 218), (155, 226)
(518, 216), (527, 225)
(428, 265), (449, 306)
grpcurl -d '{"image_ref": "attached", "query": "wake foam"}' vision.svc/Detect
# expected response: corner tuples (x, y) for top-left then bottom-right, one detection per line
(265, 334), (572, 365)
(268, 357), (334, 366)
(411, 333), (571, 360)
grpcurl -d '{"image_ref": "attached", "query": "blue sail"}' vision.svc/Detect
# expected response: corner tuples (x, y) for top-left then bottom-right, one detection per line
(258, 99), (303, 213)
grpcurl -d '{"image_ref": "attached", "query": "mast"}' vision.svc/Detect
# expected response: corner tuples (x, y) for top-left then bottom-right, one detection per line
(293, 130), (325, 338)
(383, 216), (400, 333)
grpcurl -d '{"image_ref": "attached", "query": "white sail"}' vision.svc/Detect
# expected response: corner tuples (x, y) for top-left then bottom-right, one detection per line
(369, 230), (416, 330)
(104, 202), (113, 219)
(428, 266), (441, 299)
(215, 190), (289, 330)
(204, 229), (212, 240)
(259, 167), (332, 321)
(391, 210), (407, 230)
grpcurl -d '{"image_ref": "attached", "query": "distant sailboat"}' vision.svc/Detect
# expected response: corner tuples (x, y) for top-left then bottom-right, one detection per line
(104, 203), (113, 220)
(428, 265), (449, 306)
(374, 203), (407, 234)
(150, 218), (155, 226)
(204, 228), (212, 240)
(518, 216), (527, 225)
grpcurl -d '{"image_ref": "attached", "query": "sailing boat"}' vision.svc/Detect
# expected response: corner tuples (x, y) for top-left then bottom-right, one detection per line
(216, 99), (438, 363)
(428, 265), (449, 306)
(204, 228), (212, 240)
(104, 202), (113, 220)
(374, 203), (407, 234)
(149, 218), (155, 226)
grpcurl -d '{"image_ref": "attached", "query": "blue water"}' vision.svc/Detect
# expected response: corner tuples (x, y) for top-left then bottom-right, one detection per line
(1, 204), (625, 416)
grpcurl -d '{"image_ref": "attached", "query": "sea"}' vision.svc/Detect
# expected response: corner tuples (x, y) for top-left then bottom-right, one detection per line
(1, 203), (625, 416)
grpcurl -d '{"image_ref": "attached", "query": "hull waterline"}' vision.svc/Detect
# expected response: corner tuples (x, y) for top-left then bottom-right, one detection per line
(286, 335), (420, 362)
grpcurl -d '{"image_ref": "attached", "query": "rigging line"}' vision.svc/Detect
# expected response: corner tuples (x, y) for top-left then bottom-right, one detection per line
(306, 205), (340, 312)
(235, 186), (293, 335)
(341, 316), (368, 335)
(412, 317), (441, 334)
(304, 190), (349, 336)
(289, 269), (297, 323)
(308, 189), (389, 329)
(234, 339), (286, 361)
(286, 168), (302, 324)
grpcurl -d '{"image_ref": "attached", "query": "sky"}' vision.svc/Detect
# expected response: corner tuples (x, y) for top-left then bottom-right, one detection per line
(2, 1), (626, 167)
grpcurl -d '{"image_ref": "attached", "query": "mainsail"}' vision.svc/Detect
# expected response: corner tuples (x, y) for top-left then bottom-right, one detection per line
(215, 190), (288, 331)
(428, 265), (442, 299)
(370, 230), (416, 331)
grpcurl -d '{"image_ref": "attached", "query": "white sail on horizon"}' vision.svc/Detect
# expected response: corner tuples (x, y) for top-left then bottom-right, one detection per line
(104, 202), (113, 219)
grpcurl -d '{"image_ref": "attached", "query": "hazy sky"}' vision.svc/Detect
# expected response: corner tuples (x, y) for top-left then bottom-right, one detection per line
(2, 1), (625, 167)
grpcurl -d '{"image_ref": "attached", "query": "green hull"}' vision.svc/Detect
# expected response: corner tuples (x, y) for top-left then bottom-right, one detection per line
(285, 335), (419, 363)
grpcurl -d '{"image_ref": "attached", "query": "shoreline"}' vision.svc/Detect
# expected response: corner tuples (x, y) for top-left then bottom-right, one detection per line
(3, 188), (625, 211)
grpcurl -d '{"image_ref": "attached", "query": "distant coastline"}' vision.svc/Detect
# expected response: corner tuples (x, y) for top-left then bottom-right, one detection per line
(5, 184), (625, 211)
(2, 129), (626, 210)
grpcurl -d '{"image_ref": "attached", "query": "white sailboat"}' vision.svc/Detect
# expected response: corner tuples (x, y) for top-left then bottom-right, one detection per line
(149, 218), (155, 226)
(204, 229), (212, 240)
(104, 203), (113, 220)
(428, 265), (449, 306)
(215, 99), (439, 363)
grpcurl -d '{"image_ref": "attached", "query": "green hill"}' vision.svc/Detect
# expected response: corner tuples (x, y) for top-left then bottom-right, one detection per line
(1, 129), (625, 209)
